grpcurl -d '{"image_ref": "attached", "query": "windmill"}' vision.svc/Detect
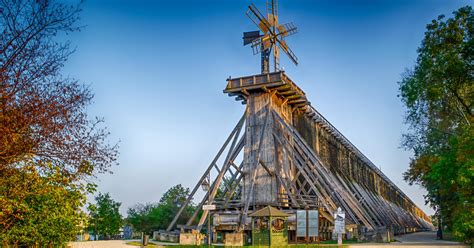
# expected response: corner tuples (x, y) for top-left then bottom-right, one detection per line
(243, 0), (298, 74)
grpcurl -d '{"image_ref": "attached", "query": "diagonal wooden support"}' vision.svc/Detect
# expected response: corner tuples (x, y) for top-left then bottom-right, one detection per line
(196, 133), (245, 230)
(272, 121), (337, 211)
(274, 132), (335, 212)
(166, 114), (245, 232)
(272, 109), (380, 229)
(222, 162), (244, 207)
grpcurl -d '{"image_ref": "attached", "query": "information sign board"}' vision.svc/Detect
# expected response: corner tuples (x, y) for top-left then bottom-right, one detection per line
(308, 210), (318, 237)
(296, 210), (306, 237)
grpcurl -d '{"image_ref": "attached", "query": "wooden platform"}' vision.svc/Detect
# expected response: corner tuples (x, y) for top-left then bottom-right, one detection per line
(224, 71), (309, 109)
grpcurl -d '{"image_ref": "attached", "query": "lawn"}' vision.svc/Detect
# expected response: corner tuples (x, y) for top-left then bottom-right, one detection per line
(126, 241), (160, 247)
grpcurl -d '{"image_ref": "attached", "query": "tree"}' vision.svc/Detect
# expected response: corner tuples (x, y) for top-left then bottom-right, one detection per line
(126, 203), (157, 235)
(155, 184), (196, 229)
(0, 164), (90, 247)
(88, 193), (123, 239)
(0, 0), (118, 245)
(0, 0), (118, 175)
(126, 184), (197, 234)
(399, 6), (473, 243)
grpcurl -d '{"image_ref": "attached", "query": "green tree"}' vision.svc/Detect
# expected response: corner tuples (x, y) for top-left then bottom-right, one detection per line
(88, 193), (123, 239)
(126, 203), (158, 234)
(126, 184), (197, 234)
(0, 164), (91, 246)
(399, 6), (473, 243)
(155, 184), (196, 229)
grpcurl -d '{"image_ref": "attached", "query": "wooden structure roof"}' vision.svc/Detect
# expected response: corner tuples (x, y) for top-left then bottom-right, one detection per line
(249, 206), (290, 217)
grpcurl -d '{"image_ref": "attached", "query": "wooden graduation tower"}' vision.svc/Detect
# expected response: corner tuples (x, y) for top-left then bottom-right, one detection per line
(167, 0), (432, 244)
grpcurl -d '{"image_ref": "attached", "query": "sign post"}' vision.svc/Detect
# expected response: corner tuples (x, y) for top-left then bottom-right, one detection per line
(334, 207), (345, 246)
(203, 204), (216, 245)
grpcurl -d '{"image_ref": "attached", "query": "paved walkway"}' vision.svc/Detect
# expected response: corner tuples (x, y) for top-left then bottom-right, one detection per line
(70, 232), (469, 248)
(395, 231), (461, 244)
(348, 231), (467, 247)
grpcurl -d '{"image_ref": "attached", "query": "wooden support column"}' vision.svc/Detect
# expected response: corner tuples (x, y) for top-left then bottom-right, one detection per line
(242, 92), (293, 207)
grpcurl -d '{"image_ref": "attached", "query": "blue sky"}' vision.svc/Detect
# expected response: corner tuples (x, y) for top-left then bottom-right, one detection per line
(63, 0), (471, 215)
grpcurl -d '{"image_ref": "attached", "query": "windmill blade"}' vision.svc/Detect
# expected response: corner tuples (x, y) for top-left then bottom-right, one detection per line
(259, 21), (270, 34)
(267, 0), (279, 36)
(246, 4), (274, 35)
(268, 13), (278, 27)
(277, 39), (298, 65)
(250, 38), (263, 50)
(278, 22), (297, 38)
(250, 36), (273, 55)
(277, 24), (287, 35)
(267, 0), (278, 22)
(251, 40), (261, 55)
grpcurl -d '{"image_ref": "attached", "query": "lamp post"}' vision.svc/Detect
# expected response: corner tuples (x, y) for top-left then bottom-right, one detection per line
(201, 173), (211, 246)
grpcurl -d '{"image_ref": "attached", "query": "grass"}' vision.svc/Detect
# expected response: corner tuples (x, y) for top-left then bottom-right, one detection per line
(442, 231), (457, 242)
(154, 239), (364, 247)
(126, 241), (160, 247)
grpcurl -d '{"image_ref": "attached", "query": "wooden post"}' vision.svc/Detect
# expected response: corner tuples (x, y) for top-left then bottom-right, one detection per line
(207, 211), (211, 245)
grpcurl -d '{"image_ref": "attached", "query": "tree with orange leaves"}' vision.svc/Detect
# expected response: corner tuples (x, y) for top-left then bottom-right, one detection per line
(0, 0), (118, 245)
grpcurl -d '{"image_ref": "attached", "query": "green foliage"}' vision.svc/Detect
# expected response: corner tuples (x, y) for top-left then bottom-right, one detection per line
(126, 184), (197, 234)
(0, 164), (89, 246)
(215, 176), (238, 199)
(156, 184), (197, 229)
(88, 192), (123, 238)
(126, 203), (158, 234)
(399, 5), (473, 243)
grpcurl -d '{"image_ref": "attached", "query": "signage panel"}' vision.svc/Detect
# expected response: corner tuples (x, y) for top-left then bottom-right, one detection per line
(307, 210), (318, 237)
(296, 210), (306, 237)
(202, 204), (216, 211)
